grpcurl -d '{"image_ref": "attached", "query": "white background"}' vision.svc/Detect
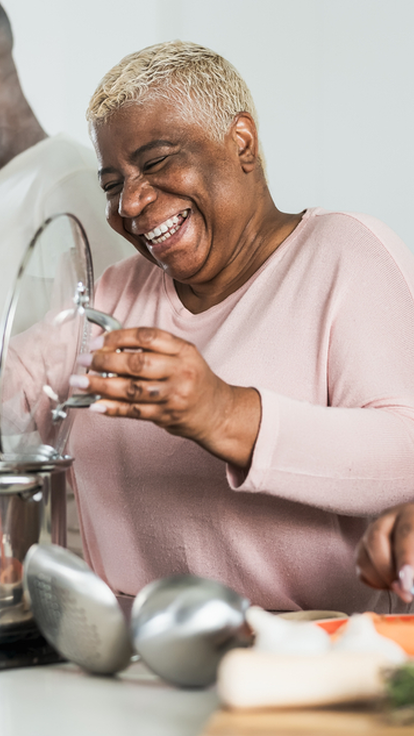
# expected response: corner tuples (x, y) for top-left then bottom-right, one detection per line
(5, 0), (414, 249)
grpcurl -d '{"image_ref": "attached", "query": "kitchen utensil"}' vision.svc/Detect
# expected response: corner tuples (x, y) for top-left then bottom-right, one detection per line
(0, 213), (121, 645)
(130, 574), (254, 688)
(23, 543), (134, 675)
(24, 546), (252, 683)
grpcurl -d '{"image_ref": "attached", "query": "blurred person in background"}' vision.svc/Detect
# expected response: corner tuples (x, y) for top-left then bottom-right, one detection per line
(0, 5), (132, 556)
(0, 4), (132, 316)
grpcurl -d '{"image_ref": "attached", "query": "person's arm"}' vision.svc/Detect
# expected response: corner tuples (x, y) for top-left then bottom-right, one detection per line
(73, 326), (262, 469)
(355, 504), (414, 603)
(226, 220), (414, 516)
(72, 318), (414, 517)
(226, 387), (414, 516)
(72, 215), (414, 515)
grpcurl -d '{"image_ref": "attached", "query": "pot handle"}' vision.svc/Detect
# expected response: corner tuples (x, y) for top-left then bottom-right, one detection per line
(0, 475), (42, 494)
(50, 308), (122, 422)
(84, 307), (122, 333)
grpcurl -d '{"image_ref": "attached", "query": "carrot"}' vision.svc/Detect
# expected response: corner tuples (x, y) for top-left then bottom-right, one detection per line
(364, 613), (414, 657)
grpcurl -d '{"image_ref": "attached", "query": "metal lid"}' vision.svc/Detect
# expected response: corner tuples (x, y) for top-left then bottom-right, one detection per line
(0, 214), (94, 463)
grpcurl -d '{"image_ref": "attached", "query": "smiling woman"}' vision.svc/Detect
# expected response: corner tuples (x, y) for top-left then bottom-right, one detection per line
(62, 40), (414, 616)
(89, 98), (287, 313)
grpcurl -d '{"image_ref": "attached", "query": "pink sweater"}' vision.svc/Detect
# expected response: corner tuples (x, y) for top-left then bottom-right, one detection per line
(69, 208), (414, 614)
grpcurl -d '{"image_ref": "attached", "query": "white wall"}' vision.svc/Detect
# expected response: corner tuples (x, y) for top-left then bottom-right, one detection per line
(5, 0), (414, 248)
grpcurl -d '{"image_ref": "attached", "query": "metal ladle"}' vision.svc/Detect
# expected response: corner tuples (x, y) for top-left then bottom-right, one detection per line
(23, 545), (253, 685)
(130, 574), (253, 688)
(23, 544), (134, 675)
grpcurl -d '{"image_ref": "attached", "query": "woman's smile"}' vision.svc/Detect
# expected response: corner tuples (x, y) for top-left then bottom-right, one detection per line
(141, 208), (192, 262)
(143, 208), (190, 245)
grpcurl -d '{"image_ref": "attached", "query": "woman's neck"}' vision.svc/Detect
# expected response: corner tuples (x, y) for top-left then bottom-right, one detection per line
(175, 204), (305, 314)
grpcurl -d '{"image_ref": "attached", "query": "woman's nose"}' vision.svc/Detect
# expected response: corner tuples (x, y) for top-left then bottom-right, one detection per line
(118, 178), (156, 218)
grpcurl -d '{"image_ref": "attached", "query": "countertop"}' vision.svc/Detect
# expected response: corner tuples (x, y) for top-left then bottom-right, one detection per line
(0, 660), (219, 736)
(3, 658), (413, 736)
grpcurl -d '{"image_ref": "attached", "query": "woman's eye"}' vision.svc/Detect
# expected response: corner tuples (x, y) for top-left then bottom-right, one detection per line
(144, 156), (167, 172)
(103, 181), (121, 194)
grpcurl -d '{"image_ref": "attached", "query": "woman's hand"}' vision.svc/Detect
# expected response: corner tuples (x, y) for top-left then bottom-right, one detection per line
(355, 503), (414, 603)
(70, 327), (261, 469)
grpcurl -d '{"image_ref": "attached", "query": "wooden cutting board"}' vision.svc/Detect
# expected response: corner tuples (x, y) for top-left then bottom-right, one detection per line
(200, 704), (414, 735)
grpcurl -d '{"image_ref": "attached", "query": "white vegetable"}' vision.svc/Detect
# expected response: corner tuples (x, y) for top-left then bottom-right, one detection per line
(246, 605), (330, 655)
(217, 648), (391, 709)
(331, 613), (407, 664)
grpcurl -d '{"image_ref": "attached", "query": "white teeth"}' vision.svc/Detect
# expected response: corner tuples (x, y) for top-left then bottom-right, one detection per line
(156, 226), (179, 244)
(144, 210), (189, 242)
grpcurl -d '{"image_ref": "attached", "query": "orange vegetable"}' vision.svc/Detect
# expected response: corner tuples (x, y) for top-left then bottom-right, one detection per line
(365, 612), (414, 657)
(318, 613), (414, 656)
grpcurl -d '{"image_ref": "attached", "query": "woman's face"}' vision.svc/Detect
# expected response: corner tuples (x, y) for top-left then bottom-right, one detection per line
(91, 101), (257, 287)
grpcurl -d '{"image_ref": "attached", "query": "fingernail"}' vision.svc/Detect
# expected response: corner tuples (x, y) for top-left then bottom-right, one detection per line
(89, 402), (107, 414)
(89, 335), (105, 351)
(399, 564), (414, 593)
(392, 579), (414, 603)
(77, 353), (93, 367)
(69, 375), (90, 389)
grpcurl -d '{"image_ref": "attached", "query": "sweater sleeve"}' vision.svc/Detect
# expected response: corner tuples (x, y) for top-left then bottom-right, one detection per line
(227, 214), (414, 517)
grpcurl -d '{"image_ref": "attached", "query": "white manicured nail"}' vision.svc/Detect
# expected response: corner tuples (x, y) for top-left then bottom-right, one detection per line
(77, 353), (93, 367)
(89, 335), (105, 351)
(89, 402), (107, 414)
(69, 375), (90, 389)
(399, 564), (414, 593)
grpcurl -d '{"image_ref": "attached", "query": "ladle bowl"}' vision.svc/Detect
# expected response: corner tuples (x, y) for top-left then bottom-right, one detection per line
(130, 574), (253, 688)
(23, 544), (133, 675)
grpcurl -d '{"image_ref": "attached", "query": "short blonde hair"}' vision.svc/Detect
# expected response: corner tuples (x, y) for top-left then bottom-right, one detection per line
(87, 40), (260, 145)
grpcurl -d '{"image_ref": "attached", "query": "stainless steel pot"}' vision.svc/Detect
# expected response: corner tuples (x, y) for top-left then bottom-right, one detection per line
(0, 456), (70, 641)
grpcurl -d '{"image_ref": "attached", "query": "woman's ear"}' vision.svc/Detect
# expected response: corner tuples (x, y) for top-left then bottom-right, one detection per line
(231, 112), (259, 173)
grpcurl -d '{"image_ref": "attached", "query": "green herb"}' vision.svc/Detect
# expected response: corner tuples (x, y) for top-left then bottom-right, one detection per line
(384, 663), (414, 708)
(382, 663), (414, 725)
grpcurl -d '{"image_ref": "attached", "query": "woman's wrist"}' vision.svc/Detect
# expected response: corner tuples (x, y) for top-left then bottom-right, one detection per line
(196, 385), (262, 469)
